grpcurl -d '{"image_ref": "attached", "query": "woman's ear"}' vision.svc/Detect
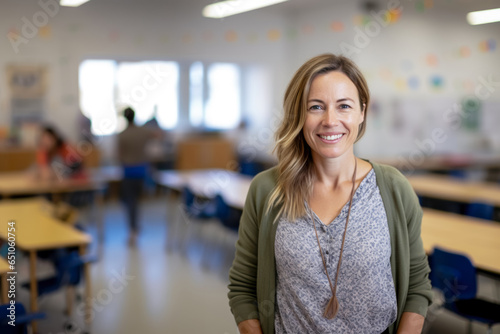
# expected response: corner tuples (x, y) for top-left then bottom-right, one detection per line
(361, 103), (366, 122)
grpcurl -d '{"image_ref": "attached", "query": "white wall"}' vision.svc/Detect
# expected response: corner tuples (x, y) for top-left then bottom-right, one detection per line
(1, 0), (499, 160)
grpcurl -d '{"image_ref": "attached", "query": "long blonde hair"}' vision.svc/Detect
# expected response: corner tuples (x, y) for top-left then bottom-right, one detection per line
(267, 53), (370, 222)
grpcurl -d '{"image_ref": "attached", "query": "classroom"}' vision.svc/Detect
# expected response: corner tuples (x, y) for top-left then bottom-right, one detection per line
(0, 0), (499, 333)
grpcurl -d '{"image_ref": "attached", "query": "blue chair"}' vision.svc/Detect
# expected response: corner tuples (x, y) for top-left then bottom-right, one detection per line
(429, 247), (500, 334)
(466, 202), (495, 221)
(0, 303), (45, 334)
(215, 194), (241, 233)
(181, 187), (217, 219)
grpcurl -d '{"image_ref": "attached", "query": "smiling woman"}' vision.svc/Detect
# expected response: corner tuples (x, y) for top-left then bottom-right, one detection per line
(228, 54), (432, 334)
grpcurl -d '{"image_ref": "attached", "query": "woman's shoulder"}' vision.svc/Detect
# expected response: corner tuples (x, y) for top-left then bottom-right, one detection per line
(248, 166), (278, 194)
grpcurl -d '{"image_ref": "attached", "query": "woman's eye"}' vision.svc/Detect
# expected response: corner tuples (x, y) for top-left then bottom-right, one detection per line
(339, 104), (351, 110)
(308, 105), (323, 111)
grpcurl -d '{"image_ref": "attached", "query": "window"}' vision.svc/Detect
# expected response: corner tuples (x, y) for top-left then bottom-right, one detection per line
(189, 62), (241, 130)
(79, 60), (179, 135)
(79, 60), (117, 135)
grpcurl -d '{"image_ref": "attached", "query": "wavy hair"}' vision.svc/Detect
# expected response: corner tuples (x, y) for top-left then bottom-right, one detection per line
(267, 53), (370, 222)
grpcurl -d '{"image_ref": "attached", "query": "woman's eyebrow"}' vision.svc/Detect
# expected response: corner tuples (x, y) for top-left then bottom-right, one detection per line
(307, 99), (325, 104)
(337, 98), (355, 103)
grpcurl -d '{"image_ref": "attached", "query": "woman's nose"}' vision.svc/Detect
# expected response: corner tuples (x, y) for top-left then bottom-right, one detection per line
(322, 109), (338, 126)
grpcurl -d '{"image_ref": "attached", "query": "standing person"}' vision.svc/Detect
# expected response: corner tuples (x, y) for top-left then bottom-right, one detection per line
(228, 54), (432, 334)
(118, 107), (154, 246)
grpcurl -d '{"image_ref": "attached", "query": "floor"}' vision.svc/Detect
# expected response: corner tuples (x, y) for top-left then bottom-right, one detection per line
(15, 195), (500, 334)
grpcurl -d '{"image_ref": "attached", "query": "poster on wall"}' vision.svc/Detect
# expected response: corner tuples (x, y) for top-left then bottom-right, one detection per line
(6, 64), (47, 145)
(6, 64), (47, 123)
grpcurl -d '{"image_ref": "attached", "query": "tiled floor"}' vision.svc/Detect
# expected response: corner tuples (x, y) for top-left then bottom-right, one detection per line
(16, 195), (500, 334)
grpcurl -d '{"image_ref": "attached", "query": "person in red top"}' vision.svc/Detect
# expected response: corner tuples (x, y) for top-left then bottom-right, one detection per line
(36, 125), (84, 180)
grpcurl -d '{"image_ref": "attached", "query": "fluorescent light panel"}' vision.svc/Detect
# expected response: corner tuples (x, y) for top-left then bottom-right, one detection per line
(60, 0), (91, 7)
(467, 8), (500, 25)
(203, 0), (289, 19)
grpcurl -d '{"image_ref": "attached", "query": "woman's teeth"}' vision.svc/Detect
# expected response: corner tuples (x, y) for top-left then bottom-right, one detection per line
(320, 134), (343, 141)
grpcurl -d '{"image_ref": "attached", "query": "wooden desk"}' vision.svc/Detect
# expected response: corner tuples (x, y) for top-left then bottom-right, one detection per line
(0, 257), (9, 303)
(408, 174), (500, 207)
(0, 172), (106, 198)
(0, 198), (92, 333)
(422, 209), (500, 275)
(155, 169), (252, 209)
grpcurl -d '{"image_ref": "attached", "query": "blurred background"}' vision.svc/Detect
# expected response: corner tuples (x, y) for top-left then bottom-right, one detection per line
(0, 0), (499, 333)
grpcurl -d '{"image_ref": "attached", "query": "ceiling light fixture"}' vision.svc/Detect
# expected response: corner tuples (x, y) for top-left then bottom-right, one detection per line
(467, 8), (500, 25)
(60, 0), (91, 7)
(203, 0), (289, 19)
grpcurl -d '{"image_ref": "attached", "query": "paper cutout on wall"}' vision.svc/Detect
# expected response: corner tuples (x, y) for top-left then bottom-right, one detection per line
(408, 76), (419, 90)
(7, 28), (20, 41)
(225, 30), (238, 42)
(39, 25), (51, 39)
(459, 46), (471, 58)
(415, 0), (433, 12)
(479, 38), (496, 53)
(330, 21), (344, 32)
(387, 9), (402, 23)
(430, 75), (444, 89)
(267, 29), (281, 41)
(353, 15), (371, 27)
(395, 78), (407, 91)
(426, 54), (438, 66)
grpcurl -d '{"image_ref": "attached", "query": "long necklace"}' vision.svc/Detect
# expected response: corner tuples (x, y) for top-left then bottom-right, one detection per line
(309, 158), (357, 320)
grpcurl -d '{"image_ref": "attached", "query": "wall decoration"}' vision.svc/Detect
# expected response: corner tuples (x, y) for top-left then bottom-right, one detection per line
(395, 78), (407, 91)
(479, 38), (496, 53)
(267, 29), (281, 41)
(426, 53), (438, 66)
(6, 64), (48, 125)
(408, 76), (419, 90)
(38, 25), (51, 39)
(415, 0), (433, 12)
(459, 46), (471, 58)
(330, 21), (344, 32)
(429, 74), (444, 90)
(225, 30), (238, 42)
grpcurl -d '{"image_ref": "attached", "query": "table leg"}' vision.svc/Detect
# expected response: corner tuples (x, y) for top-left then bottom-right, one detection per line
(1, 273), (8, 304)
(29, 250), (38, 333)
(80, 245), (92, 326)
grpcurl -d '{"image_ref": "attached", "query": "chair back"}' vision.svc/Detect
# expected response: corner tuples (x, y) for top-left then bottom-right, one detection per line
(182, 187), (216, 219)
(466, 202), (494, 220)
(429, 247), (477, 302)
(215, 194), (241, 232)
(0, 303), (28, 334)
(54, 250), (83, 286)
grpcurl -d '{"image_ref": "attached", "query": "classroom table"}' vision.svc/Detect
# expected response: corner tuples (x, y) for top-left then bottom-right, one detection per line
(154, 169), (252, 209)
(0, 257), (9, 304)
(0, 198), (92, 333)
(156, 169), (500, 276)
(407, 174), (500, 207)
(422, 208), (500, 276)
(0, 171), (106, 199)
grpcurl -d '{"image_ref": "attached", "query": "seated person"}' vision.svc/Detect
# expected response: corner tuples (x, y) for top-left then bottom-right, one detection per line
(35, 125), (84, 180)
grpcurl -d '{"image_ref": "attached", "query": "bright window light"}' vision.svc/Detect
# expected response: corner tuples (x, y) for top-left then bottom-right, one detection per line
(204, 63), (241, 129)
(60, 0), (91, 7)
(116, 61), (179, 130)
(189, 62), (204, 127)
(467, 8), (500, 25)
(79, 60), (117, 136)
(203, 0), (289, 19)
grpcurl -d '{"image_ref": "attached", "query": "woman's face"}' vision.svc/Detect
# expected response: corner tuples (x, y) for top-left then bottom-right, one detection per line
(302, 71), (365, 161)
(40, 131), (57, 151)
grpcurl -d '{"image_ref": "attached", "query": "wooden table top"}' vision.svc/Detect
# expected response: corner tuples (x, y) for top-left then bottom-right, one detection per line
(0, 257), (9, 274)
(0, 171), (106, 197)
(422, 208), (500, 275)
(155, 169), (252, 209)
(408, 174), (500, 206)
(0, 198), (91, 251)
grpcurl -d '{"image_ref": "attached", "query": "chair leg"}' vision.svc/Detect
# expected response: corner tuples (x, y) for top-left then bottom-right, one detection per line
(65, 286), (75, 316)
(467, 320), (472, 334)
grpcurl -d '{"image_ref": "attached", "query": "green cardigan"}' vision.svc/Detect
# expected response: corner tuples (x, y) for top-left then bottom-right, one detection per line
(228, 162), (433, 334)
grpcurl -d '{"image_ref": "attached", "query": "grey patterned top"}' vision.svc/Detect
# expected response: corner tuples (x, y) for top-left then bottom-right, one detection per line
(274, 169), (397, 334)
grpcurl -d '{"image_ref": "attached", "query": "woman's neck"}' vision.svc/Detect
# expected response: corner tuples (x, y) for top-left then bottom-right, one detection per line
(311, 151), (357, 188)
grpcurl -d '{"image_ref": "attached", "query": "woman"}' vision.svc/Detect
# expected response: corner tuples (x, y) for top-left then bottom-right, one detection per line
(36, 125), (83, 180)
(228, 54), (432, 334)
